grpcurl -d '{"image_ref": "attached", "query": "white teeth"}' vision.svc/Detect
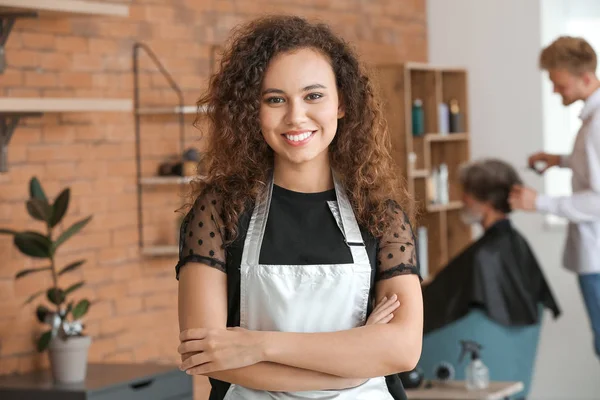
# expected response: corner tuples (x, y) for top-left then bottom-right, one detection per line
(285, 131), (313, 142)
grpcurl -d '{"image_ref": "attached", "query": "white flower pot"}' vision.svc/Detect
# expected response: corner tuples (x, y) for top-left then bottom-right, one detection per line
(48, 335), (92, 383)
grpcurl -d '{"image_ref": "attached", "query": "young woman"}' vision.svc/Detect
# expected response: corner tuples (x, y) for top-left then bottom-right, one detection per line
(176, 15), (423, 400)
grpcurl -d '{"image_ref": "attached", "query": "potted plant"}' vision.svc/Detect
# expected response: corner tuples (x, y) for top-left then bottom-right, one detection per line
(0, 177), (93, 383)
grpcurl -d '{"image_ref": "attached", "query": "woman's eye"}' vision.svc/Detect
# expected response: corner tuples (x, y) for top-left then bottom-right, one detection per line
(306, 93), (323, 101)
(265, 97), (284, 104)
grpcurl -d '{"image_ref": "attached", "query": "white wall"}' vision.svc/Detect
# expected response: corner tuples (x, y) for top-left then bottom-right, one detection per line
(427, 1), (600, 399)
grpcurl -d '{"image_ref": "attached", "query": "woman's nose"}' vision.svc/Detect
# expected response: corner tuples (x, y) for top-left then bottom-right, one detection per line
(285, 100), (308, 126)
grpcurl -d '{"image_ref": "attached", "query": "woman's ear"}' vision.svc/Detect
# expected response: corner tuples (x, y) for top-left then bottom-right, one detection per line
(337, 103), (345, 119)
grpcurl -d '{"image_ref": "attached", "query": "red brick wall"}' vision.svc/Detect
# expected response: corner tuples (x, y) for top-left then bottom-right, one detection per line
(0, 0), (426, 397)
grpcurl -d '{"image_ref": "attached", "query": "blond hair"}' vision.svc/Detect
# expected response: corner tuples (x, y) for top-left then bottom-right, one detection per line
(540, 36), (597, 75)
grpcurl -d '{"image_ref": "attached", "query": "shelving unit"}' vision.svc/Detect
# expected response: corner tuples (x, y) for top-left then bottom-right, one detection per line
(133, 42), (210, 257)
(376, 62), (472, 277)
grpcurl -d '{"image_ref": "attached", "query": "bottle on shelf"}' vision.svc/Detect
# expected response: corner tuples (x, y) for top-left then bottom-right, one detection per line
(412, 99), (425, 136)
(438, 102), (449, 135)
(408, 152), (417, 173)
(449, 99), (463, 133)
(427, 167), (438, 204)
(437, 163), (449, 205)
(428, 164), (449, 205)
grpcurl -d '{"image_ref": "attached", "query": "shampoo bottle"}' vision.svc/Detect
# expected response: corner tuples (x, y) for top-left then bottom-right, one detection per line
(412, 99), (425, 136)
(437, 163), (449, 205)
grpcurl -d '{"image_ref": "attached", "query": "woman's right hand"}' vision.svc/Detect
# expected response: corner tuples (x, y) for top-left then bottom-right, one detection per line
(366, 294), (400, 325)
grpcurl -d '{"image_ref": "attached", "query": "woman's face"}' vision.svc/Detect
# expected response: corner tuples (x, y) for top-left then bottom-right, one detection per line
(259, 48), (344, 167)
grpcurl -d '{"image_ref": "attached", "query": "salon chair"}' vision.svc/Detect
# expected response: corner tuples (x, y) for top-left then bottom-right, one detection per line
(417, 305), (544, 400)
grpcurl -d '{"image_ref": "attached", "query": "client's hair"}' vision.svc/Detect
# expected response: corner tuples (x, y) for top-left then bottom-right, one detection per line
(459, 159), (522, 213)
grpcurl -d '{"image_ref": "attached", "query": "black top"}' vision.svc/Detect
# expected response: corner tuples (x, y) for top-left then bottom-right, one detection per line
(176, 185), (420, 400)
(422, 218), (561, 335)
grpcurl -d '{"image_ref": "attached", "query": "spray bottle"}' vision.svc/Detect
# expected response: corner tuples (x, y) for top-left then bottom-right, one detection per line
(459, 340), (489, 390)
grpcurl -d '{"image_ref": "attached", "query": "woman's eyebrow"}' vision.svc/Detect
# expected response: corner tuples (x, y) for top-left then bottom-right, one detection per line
(262, 83), (327, 95)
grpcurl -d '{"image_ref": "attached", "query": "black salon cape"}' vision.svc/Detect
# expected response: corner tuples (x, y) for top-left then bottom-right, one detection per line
(422, 219), (561, 335)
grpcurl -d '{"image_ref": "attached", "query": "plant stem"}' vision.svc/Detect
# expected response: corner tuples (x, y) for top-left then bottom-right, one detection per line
(48, 226), (60, 316)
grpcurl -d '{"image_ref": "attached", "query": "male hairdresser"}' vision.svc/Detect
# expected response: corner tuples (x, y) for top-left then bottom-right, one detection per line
(510, 36), (600, 358)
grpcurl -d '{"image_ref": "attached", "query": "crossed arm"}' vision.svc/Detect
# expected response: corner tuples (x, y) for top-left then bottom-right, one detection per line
(177, 263), (423, 392)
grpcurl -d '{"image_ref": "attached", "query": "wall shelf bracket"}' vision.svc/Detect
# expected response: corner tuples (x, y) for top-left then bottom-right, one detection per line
(0, 112), (41, 172)
(0, 11), (38, 73)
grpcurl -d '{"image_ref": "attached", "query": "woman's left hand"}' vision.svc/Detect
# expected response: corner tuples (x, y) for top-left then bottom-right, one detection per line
(178, 327), (265, 375)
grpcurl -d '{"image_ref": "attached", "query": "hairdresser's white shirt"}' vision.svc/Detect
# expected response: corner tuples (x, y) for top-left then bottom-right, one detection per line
(536, 87), (600, 275)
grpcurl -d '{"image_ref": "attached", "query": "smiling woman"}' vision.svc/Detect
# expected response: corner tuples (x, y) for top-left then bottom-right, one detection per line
(260, 52), (343, 172)
(176, 15), (423, 400)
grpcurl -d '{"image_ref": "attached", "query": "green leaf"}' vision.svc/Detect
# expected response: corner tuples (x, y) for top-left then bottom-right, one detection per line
(14, 232), (52, 259)
(64, 281), (84, 296)
(24, 290), (44, 305)
(29, 177), (48, 203)
(15, 267), (51, 279)
(50, 189), (70, 228)
(36, 305), (50, 323)
(37, 330), (52, 352)
(0, 228), (17, 235)
(26, 198), (52, 223)
(58, 260), (85, 276)
(53, 216), (92, 251)
(47, 288), (65, 305)
(72, 299), (90, 320)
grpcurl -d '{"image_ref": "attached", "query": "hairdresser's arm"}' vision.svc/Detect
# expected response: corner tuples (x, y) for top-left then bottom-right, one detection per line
(536, 122), (600, 223)
(180, 273), (423, 379)
(178, 263), (364, 391)
(259, 274), (423, 378)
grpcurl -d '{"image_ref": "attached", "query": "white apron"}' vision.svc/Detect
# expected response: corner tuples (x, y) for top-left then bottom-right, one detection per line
(223, 173), (393, 400)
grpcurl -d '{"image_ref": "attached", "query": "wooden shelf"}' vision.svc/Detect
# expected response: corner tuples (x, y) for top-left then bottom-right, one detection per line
(411, 169), (429, 178)
(425, 133), (469, 142)
(427, 201), (463, 213)
(404, 61), (466, 73)
(141, 245), (178, 257)
(140, 175), (200, 186)
(0, 97), (133, 113)
(376, 62), (471, 278)
(0, 0), (129, 17)
(136, 104), (208, 115)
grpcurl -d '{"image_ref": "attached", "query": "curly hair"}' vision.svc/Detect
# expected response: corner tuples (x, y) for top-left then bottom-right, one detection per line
(188, 15), (413, 243)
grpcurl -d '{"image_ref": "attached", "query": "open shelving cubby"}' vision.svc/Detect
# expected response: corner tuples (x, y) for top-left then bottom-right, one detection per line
(376, 62), (472, 277)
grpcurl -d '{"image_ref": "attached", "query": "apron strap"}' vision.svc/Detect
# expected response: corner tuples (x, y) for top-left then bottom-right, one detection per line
(240, 176), (273, 266)
(332, 172), (365, 246)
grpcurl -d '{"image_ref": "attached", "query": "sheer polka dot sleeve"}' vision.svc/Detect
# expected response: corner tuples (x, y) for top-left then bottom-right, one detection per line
(175, 191), (226, 279)
(377, 205), (420, 281)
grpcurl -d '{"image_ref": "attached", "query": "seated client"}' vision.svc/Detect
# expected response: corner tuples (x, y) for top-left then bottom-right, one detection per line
(422, 159), (561, 334)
